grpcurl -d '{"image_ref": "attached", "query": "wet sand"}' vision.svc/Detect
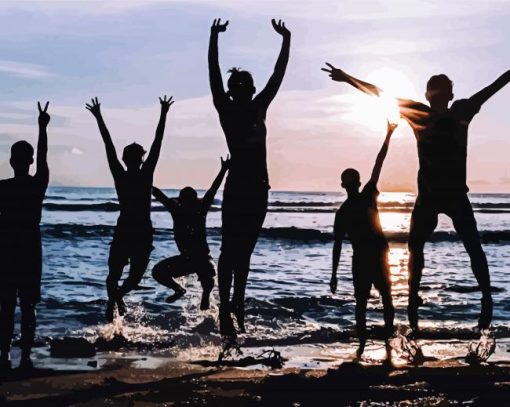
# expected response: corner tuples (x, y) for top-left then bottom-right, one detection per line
(2, 342), (510, 406)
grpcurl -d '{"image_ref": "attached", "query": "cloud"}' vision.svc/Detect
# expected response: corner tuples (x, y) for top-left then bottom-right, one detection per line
(0, 60), (54, 79)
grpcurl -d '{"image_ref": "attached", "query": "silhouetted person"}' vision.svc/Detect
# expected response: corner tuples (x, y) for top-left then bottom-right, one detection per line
(151, 156), (230, 310)
(323, 64), (510, 330)
(0, 102), (50, 371)
(86, 96), (173, 322)
(331, 121), (397, 358)
(209, 18), (291, 339)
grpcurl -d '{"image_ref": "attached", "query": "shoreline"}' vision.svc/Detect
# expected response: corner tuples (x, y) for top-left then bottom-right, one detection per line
(2, 335), (510, 405)
(3, 352), (510, 405)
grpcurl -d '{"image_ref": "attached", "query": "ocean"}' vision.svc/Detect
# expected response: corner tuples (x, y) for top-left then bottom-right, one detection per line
(19, 187), (510, 359)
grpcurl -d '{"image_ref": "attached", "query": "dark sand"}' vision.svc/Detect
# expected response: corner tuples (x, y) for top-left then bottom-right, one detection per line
(2, 354), (510, 406)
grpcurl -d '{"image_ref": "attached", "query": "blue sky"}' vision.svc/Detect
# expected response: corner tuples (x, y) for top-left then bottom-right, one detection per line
(0, 0), (509, 191)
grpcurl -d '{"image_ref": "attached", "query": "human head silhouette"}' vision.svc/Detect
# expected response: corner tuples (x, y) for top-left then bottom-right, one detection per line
(10, 140), (34, 175)
(227, 68), (256, 103)
(341, 168), (361, 194)
(425, 74), (453, 110)
(179, 186), (199, 210)
(122, 143), (146, 170)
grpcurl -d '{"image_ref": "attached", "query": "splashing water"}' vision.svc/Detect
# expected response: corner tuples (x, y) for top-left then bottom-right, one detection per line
(465, 329), (496, 365)
(389, 331), (425, 365)
(77, 302), (173, 345)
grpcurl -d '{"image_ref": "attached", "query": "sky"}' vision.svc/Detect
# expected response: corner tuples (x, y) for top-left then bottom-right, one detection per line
(0, 0), (509, 192)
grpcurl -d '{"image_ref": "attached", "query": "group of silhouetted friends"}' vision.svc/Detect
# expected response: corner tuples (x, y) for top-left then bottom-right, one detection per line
(1, 18), (509, 370)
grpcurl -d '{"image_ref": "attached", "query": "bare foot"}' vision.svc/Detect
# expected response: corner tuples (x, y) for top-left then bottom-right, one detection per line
(165, 288), (186, 304)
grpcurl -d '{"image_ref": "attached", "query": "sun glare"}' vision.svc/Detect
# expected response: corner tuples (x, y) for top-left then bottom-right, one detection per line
(342, 67), (418, 134)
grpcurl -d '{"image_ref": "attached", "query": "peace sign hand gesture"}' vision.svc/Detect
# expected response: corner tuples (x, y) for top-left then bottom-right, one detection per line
(321, 62), (347, 82)
(38, 101), (50, 127)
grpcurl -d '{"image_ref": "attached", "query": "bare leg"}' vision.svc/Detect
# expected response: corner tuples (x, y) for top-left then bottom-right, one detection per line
(218, 251), (236, 338)
(152, 256), (188, 303)
(106, 243), (127, 322)
(19, 298), (36, 369)
(232, 254), (251, 333)
(117, 254), (150, 300)
(407, 199), (438, 330)
(198, 258), (216, 310)
(450, 197), (492, 329)
(0, 296), (16, 369)
(355, 294), (368, 358)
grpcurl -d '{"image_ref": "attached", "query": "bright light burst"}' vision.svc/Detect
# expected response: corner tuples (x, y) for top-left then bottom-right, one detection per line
(342, 67), (418, 134)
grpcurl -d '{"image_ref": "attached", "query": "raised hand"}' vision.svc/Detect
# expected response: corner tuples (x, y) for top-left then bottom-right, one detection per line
(85, 97), (102, 118)
(387, 120), (398, 136)
(37, 101), (50, 127)
(330, 275), (337, 294)
(271, 19), (290, 38)
(159, 95), (174, 114)
(221, 154), (231, 170)
(211, 18), (229, 34)
(321, 63), (348, 82)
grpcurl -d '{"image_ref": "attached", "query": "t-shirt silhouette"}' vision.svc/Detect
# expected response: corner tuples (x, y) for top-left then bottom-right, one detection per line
(334, 181), (387, 251)
(399, 98), (481, 194)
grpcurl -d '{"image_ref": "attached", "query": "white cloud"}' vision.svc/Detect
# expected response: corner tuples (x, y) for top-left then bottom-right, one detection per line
(0, 60), (54, 79)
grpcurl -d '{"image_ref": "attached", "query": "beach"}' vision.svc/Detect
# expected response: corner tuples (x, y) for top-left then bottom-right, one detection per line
(2, 186), (510, 404)
(3, 344), (510, 405)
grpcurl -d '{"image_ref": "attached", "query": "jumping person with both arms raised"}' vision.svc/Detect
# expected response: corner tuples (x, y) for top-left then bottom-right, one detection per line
(151, 156), (231, 310)
(0, 102), (51, 370)
(86, 95), (173, 322)
(208, 18), (291, 340)
(331, 121), (397, 358)
(323, 63), (510, 331)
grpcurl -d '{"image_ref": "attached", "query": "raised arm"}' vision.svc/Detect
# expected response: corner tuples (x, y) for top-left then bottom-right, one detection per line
(152, 186), (177, 211)
(209, 19), (229, 107)
(86, 97), (123, 178)
(369, 121), (398, 185)
(322, 63), (382, 96)
(143, 95), (173, 174)
(469, 70), (510, 108)
(202, 155), (230, 212)
(255, 19), (291, 108)
(36, 101), (50, 182)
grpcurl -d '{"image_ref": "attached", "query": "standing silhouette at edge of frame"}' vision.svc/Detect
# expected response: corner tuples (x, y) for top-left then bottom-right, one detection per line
(0, 102), (51, 371)
(331, 121), (397, 360)
(151, 155), (231, 310)
(86, 95), (173, 322)
(323, 63), (510, 331)
(208, 18), (291, 341)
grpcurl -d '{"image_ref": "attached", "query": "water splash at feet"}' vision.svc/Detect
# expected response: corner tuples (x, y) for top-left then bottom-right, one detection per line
(465, 329), (496, 365)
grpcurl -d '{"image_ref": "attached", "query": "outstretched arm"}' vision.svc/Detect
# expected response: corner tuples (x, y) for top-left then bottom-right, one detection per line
(144, 95), (173, 174)
(202, 155), (230, 212)
(36, 101), (50, 182)
(255, 19), (291, 108)
(322, 63), (382, 96)
(209, 19), (229, 107)
(469, 70), (510, 108)
(152, 186), (176, 211)
(86, 97), (123, 178)
(369, 121), (398, 185)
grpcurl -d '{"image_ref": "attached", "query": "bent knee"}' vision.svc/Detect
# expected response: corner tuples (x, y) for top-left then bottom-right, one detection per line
(200, 277), (215, 292)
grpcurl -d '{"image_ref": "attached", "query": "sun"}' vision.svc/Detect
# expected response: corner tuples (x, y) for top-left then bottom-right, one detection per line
(341, 67), (418, 134)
